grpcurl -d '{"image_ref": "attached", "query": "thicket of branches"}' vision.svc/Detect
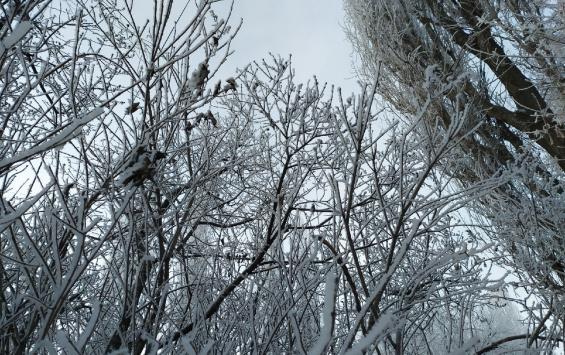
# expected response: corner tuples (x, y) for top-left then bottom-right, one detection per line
(0, 0), (562, 353)
(345, 0), (565, 351)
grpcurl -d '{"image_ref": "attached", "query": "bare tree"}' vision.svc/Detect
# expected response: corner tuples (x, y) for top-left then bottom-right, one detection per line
(1, 0), (240, 352)
(182, 56), (517, 354)
(345, 0), (565, 350)
(0, 0), (554, 353)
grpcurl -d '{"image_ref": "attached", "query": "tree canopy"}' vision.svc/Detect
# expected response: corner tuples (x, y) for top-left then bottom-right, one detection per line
(346, 0), (565, 349)
(0, 0), (563, 353)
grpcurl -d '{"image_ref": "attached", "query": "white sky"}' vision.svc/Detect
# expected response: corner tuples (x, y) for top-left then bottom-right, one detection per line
(217, 0), (358, 95)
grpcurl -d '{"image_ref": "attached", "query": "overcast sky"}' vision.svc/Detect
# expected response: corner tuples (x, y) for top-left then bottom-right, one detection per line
(217, 0), (358, 95)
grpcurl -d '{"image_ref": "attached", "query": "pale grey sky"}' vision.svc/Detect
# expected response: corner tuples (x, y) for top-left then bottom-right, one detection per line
(218, 0), (358, 95)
